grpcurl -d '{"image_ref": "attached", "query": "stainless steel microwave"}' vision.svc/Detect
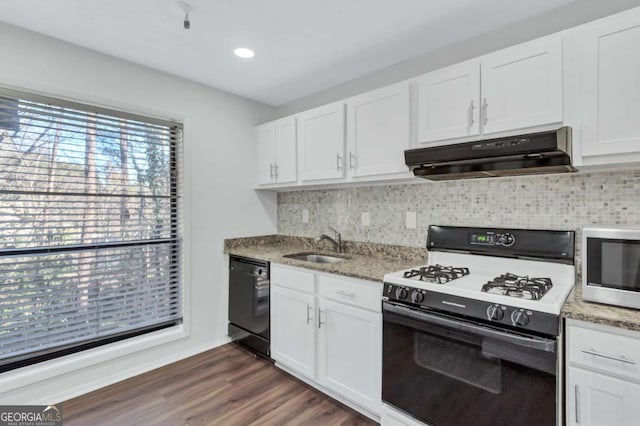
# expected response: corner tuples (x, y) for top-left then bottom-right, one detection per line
(583, 226), (640, 310)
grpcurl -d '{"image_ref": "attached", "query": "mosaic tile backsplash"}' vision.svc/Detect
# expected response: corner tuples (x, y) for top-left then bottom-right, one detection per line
(277, 170), (640, 261)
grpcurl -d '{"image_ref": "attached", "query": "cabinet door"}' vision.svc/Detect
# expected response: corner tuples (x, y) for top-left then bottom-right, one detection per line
(567, 366), (640, 426)
(317, 298), (381, 414)
(298, 102), (345, 182)
(255, 123), (276, 185)
(274, 117), (297, 184)
(346, 83), (411, 177)
(271, 286), (316, 379)
(481, 35), (563, 135)
(417, 60), (480, 143)
(581, 9), (640, 159)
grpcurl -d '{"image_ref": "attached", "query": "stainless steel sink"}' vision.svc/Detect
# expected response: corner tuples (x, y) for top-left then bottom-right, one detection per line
(283, 252), (349, 264)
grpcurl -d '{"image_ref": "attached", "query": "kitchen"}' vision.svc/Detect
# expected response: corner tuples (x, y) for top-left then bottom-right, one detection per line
(1, 1), (640, 425)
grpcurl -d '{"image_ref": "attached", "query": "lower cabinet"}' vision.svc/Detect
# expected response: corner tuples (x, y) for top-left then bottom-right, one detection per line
(317, 298), (381, 414)
(271, 285), (316, 379)
(568, 366), (640, 426)
(566, 319), (640, 426)
(270, 264), (382, 418)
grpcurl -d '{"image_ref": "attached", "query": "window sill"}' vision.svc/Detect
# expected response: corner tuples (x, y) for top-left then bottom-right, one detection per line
(0, 324), (188, 396)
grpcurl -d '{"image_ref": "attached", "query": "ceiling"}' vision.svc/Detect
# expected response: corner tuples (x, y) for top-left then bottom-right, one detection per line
(0, 0), (575, 106)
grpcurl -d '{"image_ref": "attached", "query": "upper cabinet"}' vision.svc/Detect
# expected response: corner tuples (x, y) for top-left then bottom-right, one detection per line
(254, 7), (640, 190)
(416, 35), (564, 145)
(256, 116), (297, 185)
(346, 82), (411, 178)
(579, 8), (640, 165)
(481, 35), (563, 135)
(298, 102), (346, 182)
(417, 60), (480, 143)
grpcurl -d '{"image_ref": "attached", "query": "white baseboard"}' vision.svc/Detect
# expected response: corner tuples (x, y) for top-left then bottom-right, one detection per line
(43, 337), (231, 405)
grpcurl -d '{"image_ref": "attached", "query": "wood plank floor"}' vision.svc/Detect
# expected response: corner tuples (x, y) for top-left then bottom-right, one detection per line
(62, 343), (377, 425)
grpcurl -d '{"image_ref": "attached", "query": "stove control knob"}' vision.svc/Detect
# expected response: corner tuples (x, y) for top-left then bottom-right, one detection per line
(500, 233), (515, 247)
(395, 287), (409, 300)
(411, 291), (424, 304)
(486, 304), (504, 321)
(511, 310), (529, 326)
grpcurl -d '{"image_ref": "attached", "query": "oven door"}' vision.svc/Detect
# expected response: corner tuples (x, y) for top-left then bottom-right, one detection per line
(382, 301), (557, 426)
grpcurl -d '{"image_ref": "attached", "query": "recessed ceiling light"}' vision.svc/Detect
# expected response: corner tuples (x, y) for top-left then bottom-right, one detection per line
(234, 48), (255, 59)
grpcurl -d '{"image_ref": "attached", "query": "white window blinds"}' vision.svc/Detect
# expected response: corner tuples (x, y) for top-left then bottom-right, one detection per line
(0, 88), (183, 372)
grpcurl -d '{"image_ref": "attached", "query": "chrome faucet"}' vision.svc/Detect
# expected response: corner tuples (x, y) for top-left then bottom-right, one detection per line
(316, 227), (343, 253)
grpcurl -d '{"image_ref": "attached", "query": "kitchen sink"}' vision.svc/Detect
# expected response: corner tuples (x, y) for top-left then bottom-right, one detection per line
(283, 252), (349, 264)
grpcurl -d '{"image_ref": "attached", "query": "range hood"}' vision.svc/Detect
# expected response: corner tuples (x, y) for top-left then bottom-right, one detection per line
(405, 127), (575, 180)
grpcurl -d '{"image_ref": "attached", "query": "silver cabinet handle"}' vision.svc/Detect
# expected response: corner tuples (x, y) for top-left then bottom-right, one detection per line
(336, 153), (342, 172)
(306, 304), (312, 325)
(482, 98), (488, 126)
(269, 163), (274, 180)
(575, 385), (580, 424)
(581, 348), (636, 365)
(349, 152), (356, 170)
(318, 308), (325, 328)
(336, 290), (355, 298)
(274, 163), (279, 179)
(467, 100), (475, 129)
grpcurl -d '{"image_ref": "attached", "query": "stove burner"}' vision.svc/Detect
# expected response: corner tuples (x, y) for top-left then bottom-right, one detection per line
(403, 264), (470, 284)
(482, 273), (553, 300)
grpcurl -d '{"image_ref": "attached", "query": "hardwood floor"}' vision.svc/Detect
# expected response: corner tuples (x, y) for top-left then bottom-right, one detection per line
(62, 343), (377, 425)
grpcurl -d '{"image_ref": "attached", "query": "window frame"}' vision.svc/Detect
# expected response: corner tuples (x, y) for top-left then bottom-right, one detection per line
(0, 86), (185, 374)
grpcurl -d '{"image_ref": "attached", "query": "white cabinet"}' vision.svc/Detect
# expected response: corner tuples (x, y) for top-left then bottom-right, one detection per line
(317, 298), (381, 413)
(481, 35), (563, 135)
(566, 319), (640, 426)
(298, 102), (346, 182)
(346, 82), (411, 177)
(270, 265), (315, 378)
(416, 60), (480, 143)
(580, 8), (640, 164)
(270, 264), (382, 418)
(255, 116), (297, 185)
(568, 367), (640, 426)
(416, 34), (563, 145)
(271, 285), (316, 379)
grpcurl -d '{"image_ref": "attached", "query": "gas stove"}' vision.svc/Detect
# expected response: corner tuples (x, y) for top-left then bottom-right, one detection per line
(383, 225), (576, 336)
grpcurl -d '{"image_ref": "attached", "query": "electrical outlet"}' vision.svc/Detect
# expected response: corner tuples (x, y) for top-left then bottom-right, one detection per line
(361, 212), (370, 226)
(406, 212), (417, 229)
(302, 209), (309, 223)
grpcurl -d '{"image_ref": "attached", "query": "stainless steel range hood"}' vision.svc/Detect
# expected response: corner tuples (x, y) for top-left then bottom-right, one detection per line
(405, 127), (575, 180)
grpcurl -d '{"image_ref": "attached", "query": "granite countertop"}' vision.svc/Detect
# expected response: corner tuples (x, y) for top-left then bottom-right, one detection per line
(562, 284), (640, 332)
(224, 235), (427, 283)
(225, 235), (640, 331)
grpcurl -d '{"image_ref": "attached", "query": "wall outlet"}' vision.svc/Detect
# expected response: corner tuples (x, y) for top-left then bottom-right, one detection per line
(302, 209), (309, 223)
(406, 211), (417, 229)
(361, 212), (370, 226)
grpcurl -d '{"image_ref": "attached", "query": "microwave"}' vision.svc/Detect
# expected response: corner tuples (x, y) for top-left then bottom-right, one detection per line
(583, 226), (640, 310)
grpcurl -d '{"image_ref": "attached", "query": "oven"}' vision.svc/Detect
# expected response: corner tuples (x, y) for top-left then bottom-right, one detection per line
(382, 300), (558, 426)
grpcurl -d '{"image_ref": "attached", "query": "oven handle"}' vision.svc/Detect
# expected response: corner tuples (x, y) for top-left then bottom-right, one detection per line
(383, 302), (556, 353)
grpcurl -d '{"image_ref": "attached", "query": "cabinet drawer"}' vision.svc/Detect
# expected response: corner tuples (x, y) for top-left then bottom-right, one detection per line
(567, 321), (640, 382)
(271, 264), (315, 294)
(317, 274), (381, 312)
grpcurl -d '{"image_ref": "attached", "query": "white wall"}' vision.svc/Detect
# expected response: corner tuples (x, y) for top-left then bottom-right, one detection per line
(0, 22), (277, 403)
(275, 0), (640, 117)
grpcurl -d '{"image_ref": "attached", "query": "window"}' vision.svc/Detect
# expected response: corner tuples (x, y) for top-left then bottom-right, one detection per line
(0, 88), (183, 372)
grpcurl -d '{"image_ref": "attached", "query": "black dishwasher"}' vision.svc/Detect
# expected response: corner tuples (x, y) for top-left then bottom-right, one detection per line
(228, 255), (270, 358)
